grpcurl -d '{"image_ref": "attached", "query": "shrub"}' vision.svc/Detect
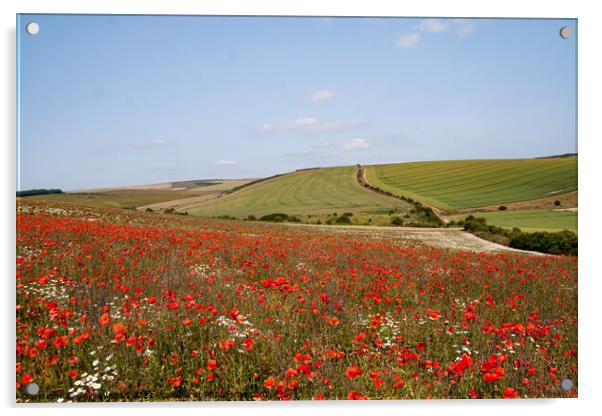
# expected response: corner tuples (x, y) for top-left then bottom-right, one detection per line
(499, 205), (507, 211)
(259, 213), (289, 222)
(554, 200), (561, 206)
(510, 230), (577, 256)
(145, 208), (153, 212)
(16, 188), (63, 197)
(216, 215), (236, 220)
(247, 215), (257, 221)
(463, 215), (577, 255)
(335, 215), (352, 225)
(390, 216), (403, 226)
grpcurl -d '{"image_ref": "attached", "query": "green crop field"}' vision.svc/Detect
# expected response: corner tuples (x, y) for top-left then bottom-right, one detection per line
(452, 209), (577, 233)
(365, 157), (577, 211)
(187, 167), (408, 218)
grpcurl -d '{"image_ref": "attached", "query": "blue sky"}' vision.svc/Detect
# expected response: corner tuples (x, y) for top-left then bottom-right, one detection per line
(17, 15), (577, 190)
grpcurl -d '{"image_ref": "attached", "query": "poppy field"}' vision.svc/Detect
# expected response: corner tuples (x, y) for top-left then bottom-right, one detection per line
(16, 202), (578, 401)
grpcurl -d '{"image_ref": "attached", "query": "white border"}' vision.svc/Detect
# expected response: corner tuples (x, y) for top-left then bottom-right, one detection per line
(3, 1), (602, 416)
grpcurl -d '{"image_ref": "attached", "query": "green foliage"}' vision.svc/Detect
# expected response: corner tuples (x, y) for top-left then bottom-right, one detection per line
(510, 230), (577, 256)
(464, 215), (577, 255)
(17, 189), (63, 197)
(335, 214), (352, 224)
(259, 213), (289, 222)
(499, 205), (507, 211)
(390, 216), (403, 226)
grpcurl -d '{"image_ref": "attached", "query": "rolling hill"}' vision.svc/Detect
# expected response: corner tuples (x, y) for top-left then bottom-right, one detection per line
(29, 179), (251, 209)
(187, 166), (410, 218)
(365, 157), (577, 211)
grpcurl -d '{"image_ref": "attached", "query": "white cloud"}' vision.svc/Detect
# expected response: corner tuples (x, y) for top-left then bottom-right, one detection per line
(396, 33), (420, 49)
(454, 19), (476, 37)
(311, 89), (336, 103)
(258, 117), (359, 133)
(419, 19), (450, 33)
(215, 160), (238, 166)
(343, 138), (370, 151)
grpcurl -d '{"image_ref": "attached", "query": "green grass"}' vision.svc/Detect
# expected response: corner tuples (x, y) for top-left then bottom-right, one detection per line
(453, 209), (577, 233)
(365, 157), (577, 210)
(187, 167), (409, 218)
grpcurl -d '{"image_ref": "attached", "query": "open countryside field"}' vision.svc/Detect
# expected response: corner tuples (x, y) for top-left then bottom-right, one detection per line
(365, 157), (577, 211)
(452, 209), (578, 233)
(28, 180), (251, 210)
(16, 199), (577, 401)
(187, 167), (411, 219)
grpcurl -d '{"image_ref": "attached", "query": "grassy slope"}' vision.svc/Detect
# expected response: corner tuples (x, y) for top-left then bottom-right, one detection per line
(29, 180), (251, 209)
(187, 166), (408, 218)
(365, 157), (577, 211)
(453, 209), (577, 233)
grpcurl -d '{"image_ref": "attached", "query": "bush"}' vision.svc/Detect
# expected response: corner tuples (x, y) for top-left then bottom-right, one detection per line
(145, 208), (154, 212)
(499, 205), (507, 211)
(247, 215), (257, 221)
(510, 230), (577, 256)
(259, 213), (289, 222)
(216, 215), (236, 220)
(16, 188), (63, 197)
(463, 215), (577, 255)
(335, 215), (352, 225)
(390, 216), (403, 226)
(554, 200), (561, 206)
(164, 208), (175, 214)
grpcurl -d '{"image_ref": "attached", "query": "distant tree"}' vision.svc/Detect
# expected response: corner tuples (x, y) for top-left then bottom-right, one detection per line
(391, 216), (403, 226)
(16, 188), (63, 197)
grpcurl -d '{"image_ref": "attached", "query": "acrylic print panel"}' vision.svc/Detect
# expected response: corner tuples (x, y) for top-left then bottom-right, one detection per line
(16, 14), (577, 402)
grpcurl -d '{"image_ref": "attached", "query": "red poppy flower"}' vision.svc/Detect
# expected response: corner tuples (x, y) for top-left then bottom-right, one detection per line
(264, 376), (275, 390)
(346, 366), (363, 380)
(167, 375), (182, 388)
(502, 387), (519, 399)
(243, 338), (254, 350)
(207, 359), (217, 370)
(99, 313), (111, 326)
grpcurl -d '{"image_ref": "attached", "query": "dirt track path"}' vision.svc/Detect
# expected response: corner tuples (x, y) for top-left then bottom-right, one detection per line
(278, 222), (544, 255)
